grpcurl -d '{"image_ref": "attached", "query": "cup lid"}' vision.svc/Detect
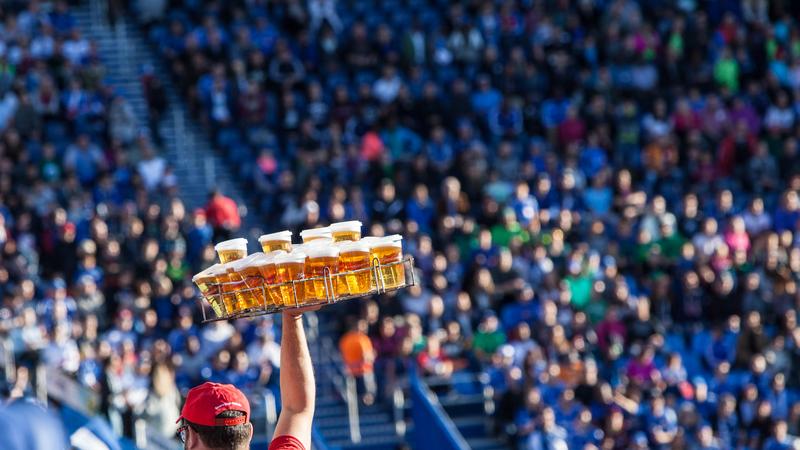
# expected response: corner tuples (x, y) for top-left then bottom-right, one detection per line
(258, 230), (293, 243)
(214, 238), (248, 252)
(338, 241), (371, 253)
(229, 254), (258, 270)
(274, 251), (307, 264)
(370, 235), (403, 248)
(305, 244), (340, 258)
(193, 264), (223, 281)
(330, 221), (363, 232)
(300, 227), (332, 240)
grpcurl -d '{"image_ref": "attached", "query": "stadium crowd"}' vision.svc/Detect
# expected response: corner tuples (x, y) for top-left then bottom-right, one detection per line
(3, 0), (800, 449)
(140, 0), (800, 448)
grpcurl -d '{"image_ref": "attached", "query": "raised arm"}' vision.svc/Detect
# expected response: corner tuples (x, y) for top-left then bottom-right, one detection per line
(273, 311), (316, 449)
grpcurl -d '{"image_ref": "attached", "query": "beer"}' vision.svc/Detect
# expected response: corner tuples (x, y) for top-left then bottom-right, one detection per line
(228, 256), (261, 311)
(330, 221), (363, 242)
(193, 264), (226, 317)
(216, 262), (245, 314)
(214, 238), (248, 263)
(338, 241), (373, 296)
(258, 230), (293, 253)
(369, 235), (405, 289)
(274, 251), (307, 307)
(252, 251), (283, 308)
(239, 252), (268, 309)
(305, 245), (340, 302)
(300, 226), (332, 243)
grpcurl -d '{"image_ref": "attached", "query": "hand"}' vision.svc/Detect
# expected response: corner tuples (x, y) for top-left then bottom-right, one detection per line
(282, 304), (322, 318)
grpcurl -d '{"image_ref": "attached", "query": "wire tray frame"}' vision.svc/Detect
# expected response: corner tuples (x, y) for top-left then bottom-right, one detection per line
(197, 256), (417, 322)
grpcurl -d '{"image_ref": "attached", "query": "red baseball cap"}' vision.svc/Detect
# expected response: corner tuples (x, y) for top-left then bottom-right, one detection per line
(177, 382), (251, 426)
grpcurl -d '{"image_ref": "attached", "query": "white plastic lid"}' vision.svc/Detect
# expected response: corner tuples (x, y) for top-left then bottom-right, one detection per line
(258, 230), (293, 243)
(371, 235), (403, 248)
(210, 262), (233, 276)
(330, 221), (363, 233)
(300, 227), (332, 240)
(305, 244), (341, 258)
(338, 241), (371, 253)
(274, 251), (307, 264)
(248, 252), (270, 266)
(229, 254), (257, 271)
(193, 264), (222, 281)
(214, 238), (248, 252)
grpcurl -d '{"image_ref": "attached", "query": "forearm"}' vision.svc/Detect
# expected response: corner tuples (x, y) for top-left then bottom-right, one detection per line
(280, 312), (315, 414)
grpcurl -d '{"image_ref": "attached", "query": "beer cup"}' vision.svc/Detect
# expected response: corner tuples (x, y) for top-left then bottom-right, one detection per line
(228, 256), (261, 311)
(369, 235), (405, 290)
(330, 221), (363, 242)
(300, 226), (332, 243)
(192, 264), (226, 317)
(274, 251), (307, 307)
(214, 238), (248, 263)
(305, 244), (340, 302)
(216, 262), (245, 314)
(249, 251), (280, 309)
(237, 255), (269, 310)
(258, 230), (293, 253)
(337, 241), (373, 296)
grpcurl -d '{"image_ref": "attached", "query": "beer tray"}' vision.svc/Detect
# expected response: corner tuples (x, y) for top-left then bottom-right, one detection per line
(197, 256), (416, 322)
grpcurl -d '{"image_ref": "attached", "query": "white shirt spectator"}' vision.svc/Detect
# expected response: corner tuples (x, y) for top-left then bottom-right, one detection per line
(137, 150), (166, 191)
(373, 72), (402, 104)
(63, 34), (90, 65)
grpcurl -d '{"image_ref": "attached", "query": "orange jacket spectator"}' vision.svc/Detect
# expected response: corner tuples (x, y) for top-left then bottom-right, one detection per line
(339, 321), (374, 376)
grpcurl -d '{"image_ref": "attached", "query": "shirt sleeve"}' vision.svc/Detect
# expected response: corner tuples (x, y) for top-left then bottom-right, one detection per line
(268, 435), (306, 450)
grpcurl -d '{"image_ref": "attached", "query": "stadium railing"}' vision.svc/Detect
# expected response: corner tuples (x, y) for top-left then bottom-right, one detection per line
(408, 370), (470, 450)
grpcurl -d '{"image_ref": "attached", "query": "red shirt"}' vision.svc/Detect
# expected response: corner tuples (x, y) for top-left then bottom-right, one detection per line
(205, 195), (241, 230)
(269, 435), (305, 450)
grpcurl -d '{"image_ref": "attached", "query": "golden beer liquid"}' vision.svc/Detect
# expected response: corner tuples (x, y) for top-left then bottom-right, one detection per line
(339, 250), (372, 295)
(255, 261), (282, 307)
(306, 256), (339, 301)
(227, 266), (257, 311)
(194, 273), (225, 317)
(239, 265), (266, 309)
(217, 272), (244, 313)
(371, 246), (405, 289)
(217, 249), (246, 263)
(276, 261), (306, 306)
(332, 230), (361, 242)
(260, 240), (292, 253)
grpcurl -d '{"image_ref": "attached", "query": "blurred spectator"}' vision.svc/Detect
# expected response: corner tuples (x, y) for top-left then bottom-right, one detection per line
(339, 319), (376, 405)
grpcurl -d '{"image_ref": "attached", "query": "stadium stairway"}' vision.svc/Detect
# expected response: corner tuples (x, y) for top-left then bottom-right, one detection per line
(309, 311), (410, 450)
(73, 1), (260, 240)
(425, 375), (510, 450)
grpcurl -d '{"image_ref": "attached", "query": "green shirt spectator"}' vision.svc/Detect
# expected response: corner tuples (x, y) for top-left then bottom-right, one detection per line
(566, 273), (592, 310)
(472, 315), (507, 360)
(714, 49), (739, 92)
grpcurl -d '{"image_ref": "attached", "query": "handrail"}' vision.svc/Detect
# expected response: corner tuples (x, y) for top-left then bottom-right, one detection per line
(392, 385), (406, 437)
(321, 337), (361, 443)
(264, 389), (278, 440)
(1, 337), (15, 384)
(344, 375), (361, 443)
(409, 370), (470, 450)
